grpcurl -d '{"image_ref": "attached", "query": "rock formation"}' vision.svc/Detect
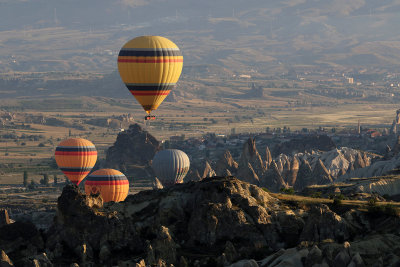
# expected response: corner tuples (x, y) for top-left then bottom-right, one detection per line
(294, 159), (313, 190)
(0, 177), (399, 266)
(312, 159), (333, 185)
(260, 160), (287, 192)
(287, 157), (299, 186)
(237, 162), (260, 185)
(238, 138), (265, 178)
(215, 150), (238, 176)
(265, 146), (272, 167)
(105, 124), (160, 179)
(353, 152), (366, 169)
(201, 161), (217, 179)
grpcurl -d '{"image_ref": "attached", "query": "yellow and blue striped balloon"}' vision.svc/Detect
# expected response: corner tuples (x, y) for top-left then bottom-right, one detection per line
(55, 138), (97, 185)
(117, 36), (183, 115)
(85, 169), (129, 203)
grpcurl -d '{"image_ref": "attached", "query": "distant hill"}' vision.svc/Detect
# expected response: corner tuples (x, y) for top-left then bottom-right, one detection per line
(1, 0), (400, 73)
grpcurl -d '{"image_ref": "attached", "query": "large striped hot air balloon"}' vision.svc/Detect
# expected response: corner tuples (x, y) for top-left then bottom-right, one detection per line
(117, 36), (183, 120)
(55, 138), (97, 185)
(85, 169), (129, 203)
(152, 149), (190, 187)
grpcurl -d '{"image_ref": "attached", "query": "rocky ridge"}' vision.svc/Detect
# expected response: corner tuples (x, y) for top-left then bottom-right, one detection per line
(0, 177), (399, 266)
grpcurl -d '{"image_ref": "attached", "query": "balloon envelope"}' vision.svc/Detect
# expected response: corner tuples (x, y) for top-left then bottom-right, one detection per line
(152, 149), (190, 187)
(85, 169), (129, 203)
(117, 36), (183, 114)
(55, 138), (97, 185)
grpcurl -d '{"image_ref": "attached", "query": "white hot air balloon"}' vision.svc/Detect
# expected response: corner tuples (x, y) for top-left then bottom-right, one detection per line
(152, 149), (190, 187)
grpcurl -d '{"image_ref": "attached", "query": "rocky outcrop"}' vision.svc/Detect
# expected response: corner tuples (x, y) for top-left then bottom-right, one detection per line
(1, 177), (400, 266)
(239, 138), (265, 178)
(312, 159), (333, 185)
(260, 161), (287, 192)
(265, 146), (272, 167)
(237, 162), (260, 185)
(105, 124), (160, 179)
(287, 157), (299, 186)
(46, 179), (286, 265)
(293, 158), (332, 188)
(0, 220), (44, 265)
(354, 152), (366, 169)
(201, 161), (217, 179)
(294, 159), (313, 191)
(340, 152), (400, 180)
(215, 150), (238, 176)
(184, 169), (202, 182)
(257, 236), (400, 267)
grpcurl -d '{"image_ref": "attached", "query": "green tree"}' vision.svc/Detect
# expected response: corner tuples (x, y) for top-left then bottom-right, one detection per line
(40, 174), (49, 185)
(28, 179), (36, 190)
(23, 171), (28, 187)
(53, 174), (58, 185)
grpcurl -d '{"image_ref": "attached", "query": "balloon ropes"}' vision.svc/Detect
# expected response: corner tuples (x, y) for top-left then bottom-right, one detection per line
(85, 169), (129, 203)
(55, 138), (97, 185)
(152, 149), (190, 187)
(117, 36), (183, 121)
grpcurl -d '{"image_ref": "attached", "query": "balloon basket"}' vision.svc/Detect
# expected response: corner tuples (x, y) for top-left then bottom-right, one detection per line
(145, 116), (156, 121)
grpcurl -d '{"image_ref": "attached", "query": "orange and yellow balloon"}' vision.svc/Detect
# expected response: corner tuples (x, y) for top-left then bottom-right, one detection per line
(55, 138), (97, 185)
(85, 169), (129, 203)
(117, 36), (183, 117)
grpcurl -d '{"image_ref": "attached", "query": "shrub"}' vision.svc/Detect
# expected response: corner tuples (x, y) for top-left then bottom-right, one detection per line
(280, 187), (295, 195)
(262, 187), (270, 193)
(310, 192), (322, 198)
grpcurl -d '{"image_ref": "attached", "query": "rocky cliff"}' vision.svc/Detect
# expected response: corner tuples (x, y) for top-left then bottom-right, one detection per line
(105, 124), (160, 180)
(1, 177), (399, 266)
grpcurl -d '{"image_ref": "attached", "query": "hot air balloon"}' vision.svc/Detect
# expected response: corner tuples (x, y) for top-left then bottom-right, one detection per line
(117, 36), (183, 120)
(55, 138), (97, 185)
(85, 169), (129, 203)
(152, 149), (190, 187)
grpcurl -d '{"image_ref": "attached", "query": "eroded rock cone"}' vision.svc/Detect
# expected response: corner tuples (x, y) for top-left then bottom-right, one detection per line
(184, 169), (202, 182)
(288, 157), (299, 186)
(354, 152), (366, 169)
(236, 162), (260, 185)
(260, 160), (287, 192)
(265, 146), (272, 167)
(312, 159), (333, 185)
(294, 159), (313, 191)
(239, 138), (265, 177)
(201, 161), (216, 179)
(215, 150), (238, 176)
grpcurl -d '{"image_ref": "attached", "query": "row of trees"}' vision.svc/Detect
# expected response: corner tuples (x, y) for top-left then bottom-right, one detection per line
(23, 171), (63, 188)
